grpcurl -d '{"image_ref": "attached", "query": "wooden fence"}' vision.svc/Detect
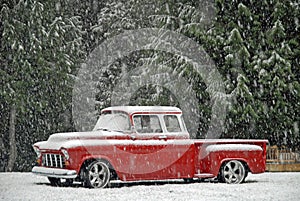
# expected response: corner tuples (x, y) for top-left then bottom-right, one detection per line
(267, 145), (300, 164)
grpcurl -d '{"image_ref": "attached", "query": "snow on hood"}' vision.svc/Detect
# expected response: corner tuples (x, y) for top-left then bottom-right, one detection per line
(34, 131), (127, 150)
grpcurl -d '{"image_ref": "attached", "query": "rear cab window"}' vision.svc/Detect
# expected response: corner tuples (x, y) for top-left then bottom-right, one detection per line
(163, 115), (182, 132)
(133, 114), (184, 134)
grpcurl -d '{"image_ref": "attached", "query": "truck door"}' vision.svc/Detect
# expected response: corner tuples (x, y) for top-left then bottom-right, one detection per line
(114, 114), (194, 180)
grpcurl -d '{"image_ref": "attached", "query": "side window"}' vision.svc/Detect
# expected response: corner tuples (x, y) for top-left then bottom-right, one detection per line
(133, 115), (162, 133)
(164, 115), (182, 132)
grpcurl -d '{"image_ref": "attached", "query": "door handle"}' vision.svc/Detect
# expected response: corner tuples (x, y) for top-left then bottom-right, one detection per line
(158, 135), (167, 140)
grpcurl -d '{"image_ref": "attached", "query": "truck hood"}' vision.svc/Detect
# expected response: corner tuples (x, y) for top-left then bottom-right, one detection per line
(34, 130), (130, 150)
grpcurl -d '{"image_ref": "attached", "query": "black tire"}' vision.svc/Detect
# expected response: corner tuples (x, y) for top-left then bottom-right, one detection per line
(219, 160), (247, 184)
(242, 170), (249, 183)
(84, 160), (111, 188)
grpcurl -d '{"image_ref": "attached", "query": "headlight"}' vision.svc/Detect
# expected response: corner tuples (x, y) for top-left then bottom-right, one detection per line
(61, 148), (70, 160)
(33, 146), (41, 158)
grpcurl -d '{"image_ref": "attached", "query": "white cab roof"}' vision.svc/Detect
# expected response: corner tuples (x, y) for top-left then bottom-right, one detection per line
(101, 106), (182, 115)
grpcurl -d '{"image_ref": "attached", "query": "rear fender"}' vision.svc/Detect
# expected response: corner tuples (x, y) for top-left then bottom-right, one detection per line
(202, 146), (264, 176)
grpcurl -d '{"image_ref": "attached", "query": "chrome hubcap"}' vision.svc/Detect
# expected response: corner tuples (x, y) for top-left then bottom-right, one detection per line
(88, 162), (110, 188)
(223, 160), (245, 184)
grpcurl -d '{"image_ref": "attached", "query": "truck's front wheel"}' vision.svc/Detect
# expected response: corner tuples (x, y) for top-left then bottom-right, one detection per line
(84, 160), (111, 188)
(219, 160), (246, 184)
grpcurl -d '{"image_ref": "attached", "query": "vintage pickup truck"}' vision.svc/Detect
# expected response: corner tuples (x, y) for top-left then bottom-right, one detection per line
(32, 106), (267, 188)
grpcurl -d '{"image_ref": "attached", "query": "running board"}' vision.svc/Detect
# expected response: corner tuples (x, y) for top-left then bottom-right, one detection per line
(193, 173), (215, 178)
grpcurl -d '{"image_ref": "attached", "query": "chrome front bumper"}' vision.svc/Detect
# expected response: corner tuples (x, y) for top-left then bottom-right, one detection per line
(32, 166), (77, 179)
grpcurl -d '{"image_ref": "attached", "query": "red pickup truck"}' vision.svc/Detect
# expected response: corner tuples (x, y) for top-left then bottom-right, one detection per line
(32, 106), (267, 188)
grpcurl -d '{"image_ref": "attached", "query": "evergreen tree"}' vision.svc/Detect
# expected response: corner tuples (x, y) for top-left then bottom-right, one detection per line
(203, 0), (300, 147)
(0, 0), (83, 171)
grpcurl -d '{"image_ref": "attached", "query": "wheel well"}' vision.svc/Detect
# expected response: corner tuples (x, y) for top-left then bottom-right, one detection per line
(79, 158), (118, 180)
(219, 159), (249, 172)
(218, 159), (250, 177)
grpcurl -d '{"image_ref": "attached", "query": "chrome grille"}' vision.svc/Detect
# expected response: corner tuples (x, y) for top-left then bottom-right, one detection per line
(42, 154), (65, 168)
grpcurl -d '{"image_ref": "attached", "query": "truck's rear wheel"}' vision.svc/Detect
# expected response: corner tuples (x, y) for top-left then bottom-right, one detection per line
(219, 160), (246, 184)
(84, 160), (110, 188)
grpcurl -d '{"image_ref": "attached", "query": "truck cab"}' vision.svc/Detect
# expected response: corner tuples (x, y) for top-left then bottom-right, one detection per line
(94, 106), (189, 140)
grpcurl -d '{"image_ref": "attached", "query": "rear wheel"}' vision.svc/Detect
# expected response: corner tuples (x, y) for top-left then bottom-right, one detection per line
(84, 160), (111, 188)
(219, 160), (247, 184)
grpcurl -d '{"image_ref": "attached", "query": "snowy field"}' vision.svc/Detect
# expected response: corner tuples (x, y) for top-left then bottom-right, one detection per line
(0, 172), (299, 201)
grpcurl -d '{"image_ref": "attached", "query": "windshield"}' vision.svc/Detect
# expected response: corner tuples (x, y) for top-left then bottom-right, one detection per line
(93, 112), (131, 132)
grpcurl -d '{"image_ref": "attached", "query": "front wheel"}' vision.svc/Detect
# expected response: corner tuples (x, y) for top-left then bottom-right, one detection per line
(84, 160), (111, 188)
(219, 160), (247, 184)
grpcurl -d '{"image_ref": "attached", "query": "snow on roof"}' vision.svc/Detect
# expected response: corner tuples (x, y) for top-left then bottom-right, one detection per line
(101, 106), (182, 114)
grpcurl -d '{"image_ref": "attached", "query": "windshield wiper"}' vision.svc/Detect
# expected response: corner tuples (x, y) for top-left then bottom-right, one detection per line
(95, 128), (125, 133)
(95, 127), (110, 131)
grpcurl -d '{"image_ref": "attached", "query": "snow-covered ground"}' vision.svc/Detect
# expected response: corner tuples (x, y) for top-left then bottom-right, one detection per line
(0, 172), (299, 201)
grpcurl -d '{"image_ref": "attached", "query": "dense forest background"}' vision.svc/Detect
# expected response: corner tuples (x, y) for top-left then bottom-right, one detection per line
(0, 0), (299, 171)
